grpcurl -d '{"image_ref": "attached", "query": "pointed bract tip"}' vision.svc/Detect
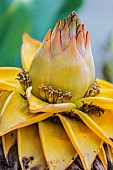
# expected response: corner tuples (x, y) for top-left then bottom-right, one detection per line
(54, 21), (60, 31)
(86, 31), (91, 45)
(51, 28), (62, 55)
(22, 33), (41, 45)
(82, 24), (86, 35)
(70, 11), (77, 18)
(53, 28), (61, 40)
(22, 32), (28, 40)
(67, 11), (78, 25)
(76, 24), (82, 37)
(44, 29), (52, 42)
(82, 24), (85, 29)
(59, 19), (66, 31)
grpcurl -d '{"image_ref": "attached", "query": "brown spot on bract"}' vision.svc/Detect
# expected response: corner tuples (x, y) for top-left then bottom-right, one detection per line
(0, 138), (8, 169)
(7, 140), (21, 169)
(110, 138), (113, 142)
(22, 156), (35, 169)
(11, 133), (13, 137)
(30, 164), (41, 170)
(29, 156), (34, 161)
(22, 157), (30, 169)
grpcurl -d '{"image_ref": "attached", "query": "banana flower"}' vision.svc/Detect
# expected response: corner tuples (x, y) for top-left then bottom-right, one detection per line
(0, 12), (113, 170)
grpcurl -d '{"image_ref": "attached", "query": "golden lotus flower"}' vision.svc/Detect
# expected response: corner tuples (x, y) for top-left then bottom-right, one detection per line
(0, 12), (113, 170)
(29, 13), (95, 102)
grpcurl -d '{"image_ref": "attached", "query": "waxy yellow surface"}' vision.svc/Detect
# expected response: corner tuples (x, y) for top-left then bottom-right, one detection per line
(1, 11), (113, 169)
(58, 115), (102, 170)
(0, 67), (24, 95)
(76, 97), (113, 110)
(98, 89), (113, 98)
(0, 91), (11, 117)
(21, 33), (41, 71)
(27, 86), (76, 113)
(39, 120), (76, 170)
(74, 109), (113, 148)
(29, 30), (52, 99)
(97, 79), (113, 89)
(0, 91), (53, 136)
(18, 124), (47, 170)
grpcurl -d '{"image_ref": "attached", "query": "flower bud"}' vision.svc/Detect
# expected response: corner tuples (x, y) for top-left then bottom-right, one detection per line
(29, 12), (95, 102)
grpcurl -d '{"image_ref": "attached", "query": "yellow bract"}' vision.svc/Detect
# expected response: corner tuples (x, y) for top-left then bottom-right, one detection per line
(29, 16), (95, 102)
(29, 30), (52, 99)
(98, 146), (107, 169)
(0, 67), (24, 95)
(0, 12), (113, 170)
(57, 114), (102, 170)
(18, 125), (47, 170)
(39, 120), (76, 170)
(26, 86), (76, 113)
(21, 33), (41, 71)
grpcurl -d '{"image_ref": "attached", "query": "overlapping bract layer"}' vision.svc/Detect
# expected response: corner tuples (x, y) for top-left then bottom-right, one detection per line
(0, 12), (113, 170)
(29, 12), (95, 102)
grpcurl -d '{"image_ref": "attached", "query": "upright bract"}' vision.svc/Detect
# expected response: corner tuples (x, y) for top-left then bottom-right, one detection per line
(0, 12), (113, 170)
(29, 12), (95, 102)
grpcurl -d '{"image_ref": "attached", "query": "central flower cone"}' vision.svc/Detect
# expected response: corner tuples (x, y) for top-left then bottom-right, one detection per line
(29, 12), (95, 102)
(1, 11), (113, 170)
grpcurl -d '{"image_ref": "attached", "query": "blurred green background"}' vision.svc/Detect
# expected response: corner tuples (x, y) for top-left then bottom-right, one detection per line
(0, 0), (83, 67)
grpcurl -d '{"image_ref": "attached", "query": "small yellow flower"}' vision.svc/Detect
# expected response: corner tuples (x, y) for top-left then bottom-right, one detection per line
(0, 12), (113, 170)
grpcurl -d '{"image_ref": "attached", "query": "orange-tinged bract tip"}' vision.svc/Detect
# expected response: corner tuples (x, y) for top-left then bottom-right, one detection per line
(1, 11), (113, 170)
(58, 19), (66, 30)
(29, 30), (52, 99)
(51, 21), (60, 41)
(76, 31), (85, 56)
(29, 12), (95, 102)
(51, 28), (62, 56)
(82, 24), (87, 47)
(61, 24), (70, 49)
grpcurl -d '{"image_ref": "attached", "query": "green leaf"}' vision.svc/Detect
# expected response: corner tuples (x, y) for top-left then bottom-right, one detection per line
(0, 0), (83, 67)
(0, 0), (33, 67)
